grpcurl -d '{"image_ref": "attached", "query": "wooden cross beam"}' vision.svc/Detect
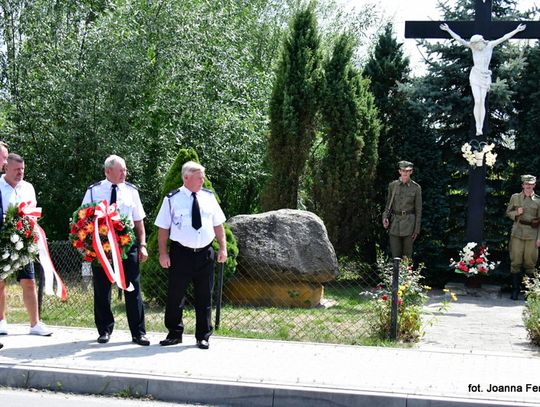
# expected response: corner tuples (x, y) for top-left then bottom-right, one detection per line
(405, 0), (540, 40)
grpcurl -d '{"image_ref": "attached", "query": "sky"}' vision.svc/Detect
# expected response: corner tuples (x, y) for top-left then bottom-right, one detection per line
(341, 0), (538, 72)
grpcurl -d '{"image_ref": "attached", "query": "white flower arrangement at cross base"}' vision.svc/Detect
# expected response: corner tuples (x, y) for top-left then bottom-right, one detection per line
(461, 141), (497, 167)
(450, 242), (500, 276)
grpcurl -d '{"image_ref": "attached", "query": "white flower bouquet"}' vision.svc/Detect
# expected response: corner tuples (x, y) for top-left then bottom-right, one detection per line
(0, 203), (39, 280)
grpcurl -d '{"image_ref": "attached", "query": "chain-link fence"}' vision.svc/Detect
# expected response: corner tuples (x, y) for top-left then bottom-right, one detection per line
(3, 241), (384, 345)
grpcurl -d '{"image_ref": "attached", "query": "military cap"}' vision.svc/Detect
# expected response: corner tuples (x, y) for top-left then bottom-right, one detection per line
(521, 174), (536, 185)
(398, 160), (414, 170)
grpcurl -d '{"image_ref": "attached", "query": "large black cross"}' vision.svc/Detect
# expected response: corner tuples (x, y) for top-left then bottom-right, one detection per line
(405, 0), (540, 244)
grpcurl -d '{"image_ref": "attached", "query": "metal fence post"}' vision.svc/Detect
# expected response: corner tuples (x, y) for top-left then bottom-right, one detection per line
(35, 261), (44, 315)
(390, 257), (400, 340)
(214, 262), (225, 330)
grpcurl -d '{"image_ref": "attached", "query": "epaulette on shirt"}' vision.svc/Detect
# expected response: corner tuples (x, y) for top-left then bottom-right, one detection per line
(87, 181), (101, 190)
(166, 188), (181, 198)
(125, 181), (139, 190)
(201, 188), (214, 194)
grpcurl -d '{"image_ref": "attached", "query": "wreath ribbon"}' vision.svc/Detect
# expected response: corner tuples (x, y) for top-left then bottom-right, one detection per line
(92, 201), (133, 292)
(18, 201), (67, 300)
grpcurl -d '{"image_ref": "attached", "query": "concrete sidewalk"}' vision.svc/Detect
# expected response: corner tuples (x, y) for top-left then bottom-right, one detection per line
(0, 293), (539, 406)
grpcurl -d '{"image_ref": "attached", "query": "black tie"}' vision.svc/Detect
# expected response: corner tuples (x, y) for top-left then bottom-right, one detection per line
(0, 190), (3, 229)
(191, 192), (202, 230)
(110, 184), (118, 205)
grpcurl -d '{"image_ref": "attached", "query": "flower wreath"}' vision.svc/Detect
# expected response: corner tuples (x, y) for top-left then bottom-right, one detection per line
(0, 204), (39, 280)
(69, 202), (135, 264)
(450, 242), (499, 276)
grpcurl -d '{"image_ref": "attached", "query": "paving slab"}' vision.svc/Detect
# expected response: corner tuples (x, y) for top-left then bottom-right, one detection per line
(0, 318), (539, 406)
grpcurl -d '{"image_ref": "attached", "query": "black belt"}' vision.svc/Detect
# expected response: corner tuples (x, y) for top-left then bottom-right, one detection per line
(518, 219), (540, 227)
(391, 210), (414, 216)
(172, 241), (211, 253)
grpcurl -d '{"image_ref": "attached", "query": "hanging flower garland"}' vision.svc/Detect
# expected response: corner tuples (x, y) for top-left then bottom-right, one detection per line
(461, 141), (497, 167)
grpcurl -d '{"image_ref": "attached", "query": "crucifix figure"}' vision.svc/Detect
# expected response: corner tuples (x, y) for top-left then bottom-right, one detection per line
(440, 23), (526, 136)
(405, 0), (540, 243)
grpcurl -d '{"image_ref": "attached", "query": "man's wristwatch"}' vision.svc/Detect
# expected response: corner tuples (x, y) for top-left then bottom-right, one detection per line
(139, 243), (147, 248)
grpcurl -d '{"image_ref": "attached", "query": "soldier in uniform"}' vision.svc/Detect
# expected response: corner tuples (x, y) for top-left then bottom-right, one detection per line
(155, 161), (227, 349)
(82, 155), (150, 345)
(505, 174), (540, 300)
(382, 160), (422, 259)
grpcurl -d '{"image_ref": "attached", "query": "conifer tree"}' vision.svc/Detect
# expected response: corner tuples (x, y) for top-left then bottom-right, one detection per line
(141, 148), (238, 305)
(514, 43), (540, 182)
(261, 3), (322, 210)
(365, 23), (448, 279)
(313, 33), (380, 254)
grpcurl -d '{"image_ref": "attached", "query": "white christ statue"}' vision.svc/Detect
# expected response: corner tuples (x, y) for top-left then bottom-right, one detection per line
(440, 23), (526, 135)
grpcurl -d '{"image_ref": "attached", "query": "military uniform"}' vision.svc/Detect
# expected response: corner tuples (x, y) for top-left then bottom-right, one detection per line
(82, 179), (147, 340)
(506, 174), (540, 300)
(382, 161), (422, 258)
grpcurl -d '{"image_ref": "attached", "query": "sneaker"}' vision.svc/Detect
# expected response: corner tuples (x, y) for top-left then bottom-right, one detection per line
(0, 319), (7, 335)
(29, 321), (52, 336)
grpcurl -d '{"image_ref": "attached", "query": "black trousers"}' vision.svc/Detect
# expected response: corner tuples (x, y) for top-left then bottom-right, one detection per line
(92, 244), (146, 337)
(164, 242), (215, 341)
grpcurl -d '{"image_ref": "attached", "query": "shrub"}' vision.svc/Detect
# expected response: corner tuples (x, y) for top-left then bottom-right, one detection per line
(523, 273), (540, 346)
(366, 254), (430, 342)
(141, 148), (238, 305)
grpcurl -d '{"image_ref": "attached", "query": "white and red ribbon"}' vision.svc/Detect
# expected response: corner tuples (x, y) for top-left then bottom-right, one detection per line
(18, 202), (67, 301)
(92, 200), (133, 292)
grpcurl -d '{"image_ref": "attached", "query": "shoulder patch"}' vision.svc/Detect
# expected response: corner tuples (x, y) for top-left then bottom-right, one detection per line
(87, 181), (101, 190)
(166, 188), (181, 198)
(125, 181), (139, 190)
(201, 188), (214, 194)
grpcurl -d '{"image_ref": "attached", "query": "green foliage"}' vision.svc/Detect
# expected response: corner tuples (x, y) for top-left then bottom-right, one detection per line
(261, 2), (322, 210)
(367, 255), (429, 342)
(0, 0), (288, 239)
(140, 148), (238, 305)
(523, 273), (540, 346)
(514, 43), (540, 182)
(312, 33), (379, 255)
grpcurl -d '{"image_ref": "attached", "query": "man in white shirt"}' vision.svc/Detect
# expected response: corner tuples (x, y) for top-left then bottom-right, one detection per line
(82, 155), (149, 345)
(0, 153), (52, 336)
(155, 161), (227, 349)
(0, 141), (7, 349)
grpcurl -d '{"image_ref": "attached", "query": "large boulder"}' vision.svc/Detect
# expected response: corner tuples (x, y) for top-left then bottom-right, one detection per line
(227, 209), (338, 283)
